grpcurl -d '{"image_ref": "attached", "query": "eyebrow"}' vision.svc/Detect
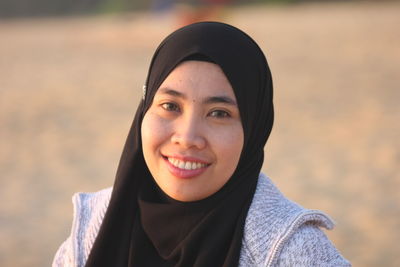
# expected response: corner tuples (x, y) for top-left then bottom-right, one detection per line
(159, 88), (185, 98)
(158, 88), (237, 106)
(204, 96), (237, 106)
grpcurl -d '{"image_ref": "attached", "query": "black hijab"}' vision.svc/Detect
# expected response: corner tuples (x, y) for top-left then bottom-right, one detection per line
(85, 22), (274, 267)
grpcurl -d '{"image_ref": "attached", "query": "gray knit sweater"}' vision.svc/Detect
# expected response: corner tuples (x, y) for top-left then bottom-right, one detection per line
(53, 174), (350, 266)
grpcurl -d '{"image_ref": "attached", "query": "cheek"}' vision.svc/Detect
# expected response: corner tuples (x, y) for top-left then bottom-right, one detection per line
(141, 113), (171, 157)
(212, 124), (244, 165)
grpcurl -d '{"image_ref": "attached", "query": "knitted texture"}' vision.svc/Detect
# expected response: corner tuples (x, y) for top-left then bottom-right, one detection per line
(238, 175), (350, 266)
(53, 187), (111, 267)
(53, 174), (350, 266)
(276, 223), (349, 266)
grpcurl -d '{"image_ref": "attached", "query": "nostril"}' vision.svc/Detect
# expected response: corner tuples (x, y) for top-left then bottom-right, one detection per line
(171, 134), (181, 144)
(170, 133), (206, 149)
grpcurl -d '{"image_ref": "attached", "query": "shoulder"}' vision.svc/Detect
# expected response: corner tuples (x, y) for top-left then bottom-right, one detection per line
(239, 174), (350, 267)
(52, 187), (112, 267)
(71, 187), (112, 228)
(276, 223), (351, 266)
(72, 187), (112, 258)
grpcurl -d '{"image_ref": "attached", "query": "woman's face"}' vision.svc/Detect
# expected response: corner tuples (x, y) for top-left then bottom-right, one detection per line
(141, 60), (244, 202)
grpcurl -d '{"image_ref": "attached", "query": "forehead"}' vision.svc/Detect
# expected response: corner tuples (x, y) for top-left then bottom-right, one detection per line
(156, 60), (236, 100)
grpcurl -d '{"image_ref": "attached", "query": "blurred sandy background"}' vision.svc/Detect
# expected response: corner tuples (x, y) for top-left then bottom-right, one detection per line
(1, 1), (399, 266)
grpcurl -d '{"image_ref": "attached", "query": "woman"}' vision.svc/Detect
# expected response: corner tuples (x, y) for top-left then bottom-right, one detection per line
(53, 22), (350, 266)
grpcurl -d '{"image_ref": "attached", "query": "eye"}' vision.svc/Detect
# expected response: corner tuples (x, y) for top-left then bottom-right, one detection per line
(208, 110), (231, 118)
(161, 102), (180, 112)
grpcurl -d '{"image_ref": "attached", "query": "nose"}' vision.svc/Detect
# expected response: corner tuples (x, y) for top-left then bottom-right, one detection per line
(170, 116), (206, 150)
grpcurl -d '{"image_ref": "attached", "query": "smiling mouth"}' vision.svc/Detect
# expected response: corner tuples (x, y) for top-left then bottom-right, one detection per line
(163, 156), (210, 170)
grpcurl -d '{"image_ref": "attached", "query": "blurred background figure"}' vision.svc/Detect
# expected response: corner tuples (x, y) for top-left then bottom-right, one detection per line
(151, 0), (175, 13)
(175, 0), (232, 26)
(0, 0), (232, 19)
(149, 0), (232, 28)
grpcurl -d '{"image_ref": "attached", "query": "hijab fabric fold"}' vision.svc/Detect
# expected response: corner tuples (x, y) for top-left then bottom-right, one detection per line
(85, 21), (274, 267)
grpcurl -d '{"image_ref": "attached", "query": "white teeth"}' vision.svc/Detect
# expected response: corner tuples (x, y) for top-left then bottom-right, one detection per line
(184, 162), (190, 170)
(167, 157), (207, 170)
(179, 161), (185, 169)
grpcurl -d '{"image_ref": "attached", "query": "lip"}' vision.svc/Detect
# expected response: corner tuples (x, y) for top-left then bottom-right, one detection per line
(162, 154), (210, 179)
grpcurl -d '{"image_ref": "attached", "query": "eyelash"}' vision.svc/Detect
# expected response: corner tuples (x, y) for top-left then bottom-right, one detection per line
(209, 110), (231, 118)
(160, 102), (231, 118)
(161, 102), (180, 112)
